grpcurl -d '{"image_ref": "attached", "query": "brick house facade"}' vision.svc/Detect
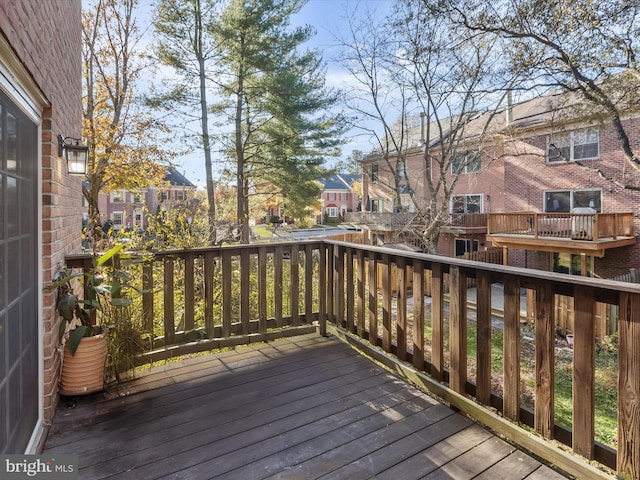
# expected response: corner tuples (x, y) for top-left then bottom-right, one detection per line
(358, 93), (640, 278)
(318, 174), (360, 223)
(0, 0), (83, 453)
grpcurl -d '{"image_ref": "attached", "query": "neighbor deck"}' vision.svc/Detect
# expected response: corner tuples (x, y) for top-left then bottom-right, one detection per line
(43, 334), (567, 479)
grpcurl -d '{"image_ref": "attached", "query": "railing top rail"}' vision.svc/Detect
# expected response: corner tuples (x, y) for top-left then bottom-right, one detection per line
(323, 239), (640, 299)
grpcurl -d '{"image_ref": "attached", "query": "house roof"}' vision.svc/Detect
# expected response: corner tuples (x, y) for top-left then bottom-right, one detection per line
(165, 167), (195, 187)
(319, 174), (360, 190)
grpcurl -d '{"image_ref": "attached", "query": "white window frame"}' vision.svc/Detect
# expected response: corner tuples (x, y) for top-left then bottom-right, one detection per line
(371, 198), (384, 212)
(371, 164), (379, 182)
(112, 211), (124, 228)
(547, 128), (599, 163)
(451, 151), (481, 175)
(176, 190), (185, 201)
(450, 194), (483, 214)
(326, 206), (338, 217)
(110, 190), (125, 203)
(544, 189), (602, 213)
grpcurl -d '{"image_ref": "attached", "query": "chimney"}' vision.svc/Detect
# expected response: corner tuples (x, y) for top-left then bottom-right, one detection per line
(505, 90), (513, 125)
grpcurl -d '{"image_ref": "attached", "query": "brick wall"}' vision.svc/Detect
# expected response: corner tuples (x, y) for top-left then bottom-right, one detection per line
(504, 120), (640, 275)
(0, 0), (83, 424)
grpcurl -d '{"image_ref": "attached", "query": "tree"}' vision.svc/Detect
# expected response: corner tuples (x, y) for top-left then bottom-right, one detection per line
(339, 0), (511, 253)
(83, 0), (171, 247)
(152, 0), (221, 243)
(212, 0), (345, 243)
(445, 0), (640, 188)
(334, 149), (364, 174)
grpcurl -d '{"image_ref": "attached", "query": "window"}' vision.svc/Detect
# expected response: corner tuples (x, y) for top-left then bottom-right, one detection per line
(326, 207), (338, 217)
(340, 192), (346, 201)
(544, 189), (601, 213)
(451, 194), (482, 214)
(451, 151), (481, 174)
(159, 191), (168, 202)
(371, 199), (384, 212)
(552, 253), (593, 276)
(133, 192), (143, 203)
(397, 160), (406, 178)
(112, 212), (124, 227)
(110, 191), (125, 203)
(455, 239), (479, 257)
(176, 190), (185, 201)
(548, 128), (599, 162)
(371, 164), (379, 182)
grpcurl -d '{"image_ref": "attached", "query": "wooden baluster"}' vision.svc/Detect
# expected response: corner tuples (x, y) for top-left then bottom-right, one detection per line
(258, 246), (267, 333)
(203, 251), (214, 337)
(503, 279), (521, 420)
(346, 247), (355, 333)
(617, 292), (640, 479)
(368, 253), (378, 345)
(274, 245), (283, 327)
(222, 250), (232, 337)
(163, 256), (175, 345)
(573, 286), (595, 458)
(382, 254), (392, 353)
(305, 244), (313, 324)
(184, 252), (195, 333)
(326, 244), (334, 324)
(318, 243), (327, 336)
(449, 266), (467, 394)
(431, 262), (444, 380)
(357, 249), (365, 337)
(142, 260), (153, 336)
(291, 243), (300, 327)
(334, 245), (344, 327)
(535, 282), (555, 439)
(396, 257), (407, 362)
(413, 260), (425, 370)
(241, 250), (250, 335)
(476, 270), (492, 405)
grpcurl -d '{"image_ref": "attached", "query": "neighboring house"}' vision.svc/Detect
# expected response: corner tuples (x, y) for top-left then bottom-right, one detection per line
(318, 174), (360, 223)
(97, 167), (196, 231)
(355, 91), (640, 279)
(0, 1), (84, 453)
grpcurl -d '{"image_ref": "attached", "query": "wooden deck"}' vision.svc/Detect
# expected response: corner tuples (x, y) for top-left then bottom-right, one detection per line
(43, 334), (569, 479)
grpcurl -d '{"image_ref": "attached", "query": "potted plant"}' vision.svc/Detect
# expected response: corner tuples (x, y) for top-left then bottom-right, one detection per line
(54, 243), (142, 395)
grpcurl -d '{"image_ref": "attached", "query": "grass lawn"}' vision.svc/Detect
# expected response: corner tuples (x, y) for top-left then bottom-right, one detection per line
(252, 225), (273, 239)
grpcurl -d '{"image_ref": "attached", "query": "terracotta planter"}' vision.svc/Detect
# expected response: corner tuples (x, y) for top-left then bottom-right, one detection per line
(60, 334), (107, 396)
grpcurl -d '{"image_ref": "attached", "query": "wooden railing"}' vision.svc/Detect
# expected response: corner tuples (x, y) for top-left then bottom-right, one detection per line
(343, 211), (417, 226)
(488, 212), (635, 240)
(446, 212), (488, 228)
(65, 240), (640, 478)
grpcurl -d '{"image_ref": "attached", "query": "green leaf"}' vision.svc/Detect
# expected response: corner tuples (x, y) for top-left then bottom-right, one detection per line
(96, 243), (126, 268)
(110, 297), (133, 307)
(57, 294), (78, 321)
(68, 326), (90, 356)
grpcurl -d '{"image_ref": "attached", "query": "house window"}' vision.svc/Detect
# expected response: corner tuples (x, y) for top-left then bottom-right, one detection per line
(544, 189), (601, 213)
(552, 253), (593, 276)
(133, 192), (143, 203)
(451, 194), (482, 214)
(371, 164), (379, 182)
(397, 159), (406, 178)
(455, 239), (479, 257)
(548, 128), (599, 162)
(159, 191), (168, 202)
(340, 192), (346, 201)
(371, 199), (384, 212)
(176, 190), (185, 201)
(326, 207), (338, 217)
(110, 190), (125, 203)
(451, 151), (481, 174)
(112, 212), (124, 228)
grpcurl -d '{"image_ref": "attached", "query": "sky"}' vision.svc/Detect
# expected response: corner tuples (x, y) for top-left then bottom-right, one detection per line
(126, 0), (394, 188)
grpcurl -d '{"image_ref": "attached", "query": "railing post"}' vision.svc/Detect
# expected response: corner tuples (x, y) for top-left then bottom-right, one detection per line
(290, 243), (300, 327)
(258, 246), (267, 332)
(618, 292), (640, 479)
(476, 270), (492, 405)
(381, 254), (392, 353)
(356, 249), (365, 337)
(334, 245), (344, 327)
(240, 250), (250, 335)
(431, 262), (444, 380)
(142, 259), (153, 336)
(203, 250), (215, 336)
(163, 256), (175, 345)
(222, 250), (232, 336)
(274, 245), (283, 327)
(396, 257), (407, 362)
(304, 244), (313, 325)
(367, 252), (378, 345)
(346, 247), (355, 333)
(412, 260), (425, 370)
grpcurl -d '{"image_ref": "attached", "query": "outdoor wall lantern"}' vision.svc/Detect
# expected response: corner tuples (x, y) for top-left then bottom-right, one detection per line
(58, 135), (89, 175)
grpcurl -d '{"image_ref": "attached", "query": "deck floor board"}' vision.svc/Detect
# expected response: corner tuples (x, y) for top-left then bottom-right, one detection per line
(43, 334), (568, 479)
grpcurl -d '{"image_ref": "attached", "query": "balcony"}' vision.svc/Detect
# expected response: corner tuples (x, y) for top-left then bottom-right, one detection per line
(440, 212), (488, 235)
(487, 212), (636, 256)
(44, 241), (640, 479)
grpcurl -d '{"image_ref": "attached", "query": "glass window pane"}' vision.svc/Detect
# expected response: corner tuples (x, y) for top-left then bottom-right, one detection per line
(6, 112), (16, 172)
(545, 191), (571, 212)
